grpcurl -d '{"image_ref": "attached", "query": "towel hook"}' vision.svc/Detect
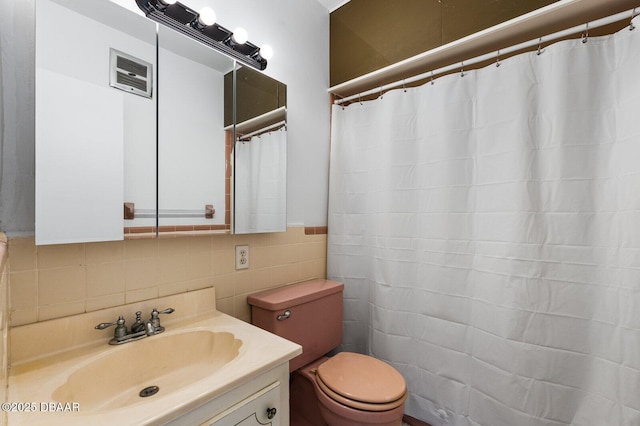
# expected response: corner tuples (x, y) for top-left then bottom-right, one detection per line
(496, 50), (501, 67)
(581, 22), (589, 43)
(537, 37), (544, 55)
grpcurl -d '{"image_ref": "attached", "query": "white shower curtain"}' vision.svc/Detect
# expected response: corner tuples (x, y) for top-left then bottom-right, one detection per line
(328, 18), (640, 426)
(234, 128), (287, 233)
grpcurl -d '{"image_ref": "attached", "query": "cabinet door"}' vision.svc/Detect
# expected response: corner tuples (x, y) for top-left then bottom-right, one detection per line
(202, 381), (281, 426)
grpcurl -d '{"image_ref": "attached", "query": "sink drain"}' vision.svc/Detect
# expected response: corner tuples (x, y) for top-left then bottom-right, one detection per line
(139, 385), (159, 398)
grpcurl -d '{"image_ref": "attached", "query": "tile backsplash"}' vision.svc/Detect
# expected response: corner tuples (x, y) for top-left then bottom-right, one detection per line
(7, 227), (327, 325)
(1, 233), (9, 418)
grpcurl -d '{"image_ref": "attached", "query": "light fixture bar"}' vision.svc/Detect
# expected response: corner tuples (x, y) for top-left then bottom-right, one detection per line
(135, 0), (268, 70)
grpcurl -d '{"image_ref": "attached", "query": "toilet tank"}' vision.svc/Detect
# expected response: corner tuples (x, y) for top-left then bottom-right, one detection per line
(248, 279), (344, 372)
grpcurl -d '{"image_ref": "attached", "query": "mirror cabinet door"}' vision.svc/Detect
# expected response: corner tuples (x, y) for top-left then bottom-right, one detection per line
(156, 26), (234, 235)
(233, 66), (287, 234)
(35, 0), (157, 244)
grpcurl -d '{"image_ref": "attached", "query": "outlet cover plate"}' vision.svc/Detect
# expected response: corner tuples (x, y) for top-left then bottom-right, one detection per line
(235, 245), (249, 270)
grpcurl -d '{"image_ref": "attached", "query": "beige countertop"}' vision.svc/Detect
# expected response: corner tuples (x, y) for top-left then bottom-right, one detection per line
(7, 305), (301, 425)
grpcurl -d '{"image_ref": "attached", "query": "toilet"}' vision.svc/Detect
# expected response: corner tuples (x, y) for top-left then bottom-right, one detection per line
(248, 279), (407, 426)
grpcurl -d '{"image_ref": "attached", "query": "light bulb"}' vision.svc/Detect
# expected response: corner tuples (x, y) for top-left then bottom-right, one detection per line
(198, 7), (216, 26)
(260, 44), (274, 60)
(232, 27), (248, 44)
(158, 0), (177, 5)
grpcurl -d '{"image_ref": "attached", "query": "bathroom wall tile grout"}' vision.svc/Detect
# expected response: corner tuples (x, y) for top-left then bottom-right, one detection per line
(7, 227), (327, 326)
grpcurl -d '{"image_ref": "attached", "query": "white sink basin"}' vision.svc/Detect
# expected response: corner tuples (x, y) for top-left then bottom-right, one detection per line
(52, 330), (242, 411)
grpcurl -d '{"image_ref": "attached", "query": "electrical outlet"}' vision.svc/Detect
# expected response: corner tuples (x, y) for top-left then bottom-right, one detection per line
(235, 245), (249, 270)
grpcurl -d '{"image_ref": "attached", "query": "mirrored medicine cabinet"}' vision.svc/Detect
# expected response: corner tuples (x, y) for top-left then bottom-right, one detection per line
(35, 0), (287, 245)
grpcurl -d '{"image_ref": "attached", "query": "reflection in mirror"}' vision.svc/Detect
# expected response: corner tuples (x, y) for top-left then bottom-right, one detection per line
(155, 26), (235, 235)
(232, 66), (287, 234)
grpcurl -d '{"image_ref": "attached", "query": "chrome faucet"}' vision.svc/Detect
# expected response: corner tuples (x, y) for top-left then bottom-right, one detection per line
(95, 307), (174, 345)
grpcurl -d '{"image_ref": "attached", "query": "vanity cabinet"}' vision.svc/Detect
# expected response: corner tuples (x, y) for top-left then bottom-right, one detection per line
(204, 381), (281, 426)
(165, 363), (289, 426)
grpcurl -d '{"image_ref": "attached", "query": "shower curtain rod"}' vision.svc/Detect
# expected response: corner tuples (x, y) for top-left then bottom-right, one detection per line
(238, 120), (286, 141)
(332, 4), (639, 105)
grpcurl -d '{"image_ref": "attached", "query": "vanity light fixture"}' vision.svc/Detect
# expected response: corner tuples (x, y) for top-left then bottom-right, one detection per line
(135, 0), (270, 70)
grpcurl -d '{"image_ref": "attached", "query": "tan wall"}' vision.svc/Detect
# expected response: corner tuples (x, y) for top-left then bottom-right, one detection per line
(7, 227), (326, 326)
(0, 234), (8, 414)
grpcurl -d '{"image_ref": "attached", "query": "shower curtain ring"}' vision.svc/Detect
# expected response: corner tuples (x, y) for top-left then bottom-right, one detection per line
(631, 8), (637, 31)
(358, 94), (363, 105)
(430, 71), (435, 85)
(537, 37), (544, 55)
(460, 62), (465, 77)
(402, 79), (407, 92)
(379, 86), (384, 99)
(496, 50), (501, 67)
(582, 22), (589, 43)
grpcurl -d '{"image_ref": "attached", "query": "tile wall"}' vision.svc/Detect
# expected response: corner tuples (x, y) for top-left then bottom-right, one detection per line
(7, 227), (327, 325)
(0, 233), (8, 413)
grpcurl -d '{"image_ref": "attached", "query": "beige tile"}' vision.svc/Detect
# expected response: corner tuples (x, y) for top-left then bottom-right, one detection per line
(185, 252), (213, 280)
(299, 240), (328, 262)
(86, 293), (125, 312)
(302, 233), (328, 243)
(232, 234), (254, 247)
(158, 281), (188, 298)
(213, 249), (235, 276)
(236, 314), (251, 323)
(211, 234), (234, 251)
(300, 259), (327, 281)
(187, 235), (213, 253)
(125, 258), (159, 291)
(158, 254), (188, 285)
(38, 266), (86, 305)
(10, 308), (38, 327)
(37, 243), (85, 269)
(212, 274), (235, 299)
(158, 237), (188, 257)
(86, 262), (125, 297)
(242, 234), (272, 247)
(215, 296), (234, 316)
(270, 244), (301, 266)
(251, 246), (275, 269)
(85, 241), (125, 264)
(39, 300), (85, 322)
(186, 277), (214, 292)
(126, 287), (158, 304)
(124, 238), (158, 259)
(234, 269), (265, 295)
(271, 227), (304, 245)
(270, 264), (303, 287)
(233, 293), (251, 319)
(9, 270), (38, 309)
(7, 237), (37, 272)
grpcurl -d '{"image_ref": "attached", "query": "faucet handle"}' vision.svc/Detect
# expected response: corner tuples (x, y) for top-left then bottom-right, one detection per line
(154, 307), (175, 316)
(149, 308), (174, 333)
(150, 307), (175, 321)
(95, 315), (128, 339)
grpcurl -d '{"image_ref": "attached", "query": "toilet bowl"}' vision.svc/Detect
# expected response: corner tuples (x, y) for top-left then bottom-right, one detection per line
(248, 279), (408, 426)
(305, 353), (407, 426)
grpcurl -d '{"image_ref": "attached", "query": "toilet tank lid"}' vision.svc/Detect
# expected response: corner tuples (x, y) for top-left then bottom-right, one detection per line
(247, 279), (344, 311)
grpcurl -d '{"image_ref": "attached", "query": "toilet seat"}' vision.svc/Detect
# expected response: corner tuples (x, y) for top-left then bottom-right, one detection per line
(315, 352), (407, 412)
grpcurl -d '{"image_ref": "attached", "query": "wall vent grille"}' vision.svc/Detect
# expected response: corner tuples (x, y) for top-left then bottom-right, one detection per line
(109, 48), (152, 98)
